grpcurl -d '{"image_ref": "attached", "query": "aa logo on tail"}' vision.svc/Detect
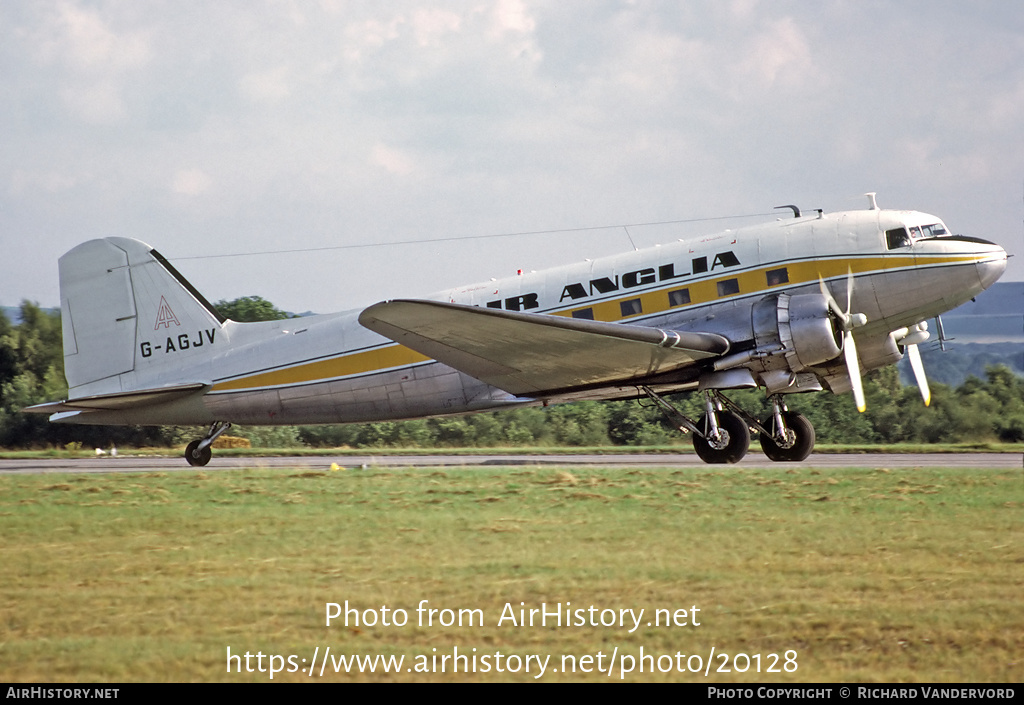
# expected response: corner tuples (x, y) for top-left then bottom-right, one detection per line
(154, 296), (180, 330)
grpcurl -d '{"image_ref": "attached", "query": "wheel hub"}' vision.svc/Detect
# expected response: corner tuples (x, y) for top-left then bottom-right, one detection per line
(774, 428), (797, 449)
(708, 429), (731, 450)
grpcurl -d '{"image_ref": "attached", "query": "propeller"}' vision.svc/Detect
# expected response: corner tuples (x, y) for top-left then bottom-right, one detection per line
(894, 322), (931, 406)
(819, 268), (868, 412)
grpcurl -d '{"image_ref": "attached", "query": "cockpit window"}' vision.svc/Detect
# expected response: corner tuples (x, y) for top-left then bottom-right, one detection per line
(886, 222), (949, 249)
(920, 223), (948, 238)
(886, 227), (911, 249)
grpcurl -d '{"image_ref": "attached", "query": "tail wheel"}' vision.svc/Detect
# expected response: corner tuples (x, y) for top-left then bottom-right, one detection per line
(692, 411), (750, 464)
(759, 411), (815, 462)
(185, 440), (212, 467)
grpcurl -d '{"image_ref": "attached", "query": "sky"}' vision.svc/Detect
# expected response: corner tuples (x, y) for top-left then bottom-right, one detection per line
(2, 0), (1023, 315)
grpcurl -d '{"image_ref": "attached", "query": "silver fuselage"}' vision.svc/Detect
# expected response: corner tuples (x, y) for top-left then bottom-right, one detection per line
(60, 208), (1007, 426)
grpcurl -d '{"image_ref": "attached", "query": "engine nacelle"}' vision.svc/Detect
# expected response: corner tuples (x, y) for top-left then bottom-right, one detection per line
(752, 293), (842, 372)
(858, 330), (904, 371)
(817, 331), (904, 394)
(721, 293), (844, 394)
(781, 294), (843, 370)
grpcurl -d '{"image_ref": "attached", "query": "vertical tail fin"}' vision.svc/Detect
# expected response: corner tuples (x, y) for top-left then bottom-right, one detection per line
(60, 237), (225, 396)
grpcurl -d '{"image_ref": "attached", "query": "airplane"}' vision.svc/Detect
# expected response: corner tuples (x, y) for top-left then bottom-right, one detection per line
(24, 194), (1007, 466)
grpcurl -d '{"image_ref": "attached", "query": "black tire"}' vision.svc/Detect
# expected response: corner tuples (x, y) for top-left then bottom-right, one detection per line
(185, 439), (212, 467)
(759, 411), (815, 462)
(692, 411), (750, 464)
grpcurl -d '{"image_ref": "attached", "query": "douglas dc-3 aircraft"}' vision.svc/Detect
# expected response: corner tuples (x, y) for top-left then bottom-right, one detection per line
(26, 195), (1007, 465)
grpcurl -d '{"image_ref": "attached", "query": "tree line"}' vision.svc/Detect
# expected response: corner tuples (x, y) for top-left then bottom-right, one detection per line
(1, 298), (1020, 450)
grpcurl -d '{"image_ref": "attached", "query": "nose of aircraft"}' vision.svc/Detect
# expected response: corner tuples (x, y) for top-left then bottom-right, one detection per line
(976, 241), (1008, 291)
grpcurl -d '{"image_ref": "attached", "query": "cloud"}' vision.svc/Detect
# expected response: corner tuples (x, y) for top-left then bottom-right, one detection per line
(491, 0), (536, 35)
(34, 2), (151, 71)
(1, 1), (1022, 312)
(59, 79), (126, 123)
(25, 2), (151, 124)
(171, 169), (213, 196)
(9, 169), (81, 195)
(239, 66), (292, 103)
(738, 17), (819, 91)
(410, 8), (462, 47)
(369, 144), (417, 176)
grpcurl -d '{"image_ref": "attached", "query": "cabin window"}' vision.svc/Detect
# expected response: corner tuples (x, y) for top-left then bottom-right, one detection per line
(620, 299), (642, 317)
(766, 268), (789, 286)
(717, 278), (740, 296)
(886, 227), (911, 249)
(668, 288), (690, 307)
(572, 308), (594, 320)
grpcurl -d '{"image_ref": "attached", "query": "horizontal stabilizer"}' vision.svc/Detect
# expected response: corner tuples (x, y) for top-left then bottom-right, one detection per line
(358, 300), (729, 396)
(23, 382), (209, 415)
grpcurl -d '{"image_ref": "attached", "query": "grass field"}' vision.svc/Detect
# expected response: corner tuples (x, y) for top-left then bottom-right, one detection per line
(1, 463), (1020, 682)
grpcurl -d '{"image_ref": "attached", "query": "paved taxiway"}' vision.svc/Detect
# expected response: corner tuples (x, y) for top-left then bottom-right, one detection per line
(0, 453), (1019, 475)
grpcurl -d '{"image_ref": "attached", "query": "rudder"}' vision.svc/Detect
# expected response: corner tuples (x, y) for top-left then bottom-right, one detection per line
(59, 238), (224, 396)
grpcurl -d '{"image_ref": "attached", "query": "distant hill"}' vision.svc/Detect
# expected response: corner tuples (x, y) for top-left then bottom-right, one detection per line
(897, 281), (1024, 387)
(937, 281), (1023, 343)
(900, 341), (1023, 388)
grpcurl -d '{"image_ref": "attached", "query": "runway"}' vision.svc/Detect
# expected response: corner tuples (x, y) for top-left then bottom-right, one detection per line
(0, 452), (1019, 474)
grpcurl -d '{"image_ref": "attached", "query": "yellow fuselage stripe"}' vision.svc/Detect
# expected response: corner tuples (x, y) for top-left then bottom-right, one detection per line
(212, 345), (430, 392)
(211, 253), (983, 392)
(555, 254), (980, 322)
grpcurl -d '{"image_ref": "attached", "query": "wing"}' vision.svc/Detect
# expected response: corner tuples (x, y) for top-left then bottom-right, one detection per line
(358, 300), (730, 396)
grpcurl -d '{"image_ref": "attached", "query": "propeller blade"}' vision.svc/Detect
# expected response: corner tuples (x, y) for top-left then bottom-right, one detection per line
(819, 275), (849, 327)
(906, 343), (931, 407)
(820, 269), (865, 330)
(822, 269), (868, 412)
(845, 266), (854, 317)
(844, 330), (866, 413)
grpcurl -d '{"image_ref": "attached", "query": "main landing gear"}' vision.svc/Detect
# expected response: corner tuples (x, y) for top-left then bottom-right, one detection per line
(641, 387), (814, 464)
(184, 421), (231, 466)
(758, 407), (815, 462)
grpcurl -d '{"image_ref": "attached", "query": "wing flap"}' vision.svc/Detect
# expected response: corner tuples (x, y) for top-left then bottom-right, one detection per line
(358, 300), (729, 396)
(23, 382), (209, 414)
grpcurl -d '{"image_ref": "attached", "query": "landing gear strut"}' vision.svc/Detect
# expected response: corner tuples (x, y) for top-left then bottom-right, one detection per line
(758, 397), (814, 462)
(692, 393), (750, 464)
(641, 387), (815, 464)
(642, 387), (750, 464)
(692, 410), (750, 464)
(185, 421), (231, 466)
